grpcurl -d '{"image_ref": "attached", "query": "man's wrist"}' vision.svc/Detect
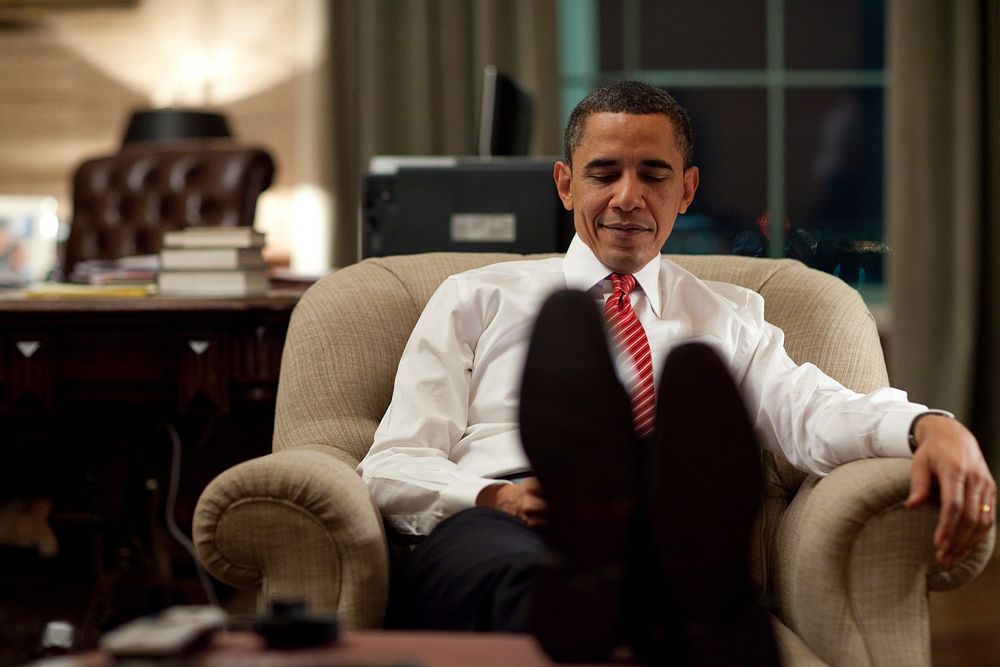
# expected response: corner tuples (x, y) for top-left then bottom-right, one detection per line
(475, 482), (508, 508)
(909, 410), (955, 452)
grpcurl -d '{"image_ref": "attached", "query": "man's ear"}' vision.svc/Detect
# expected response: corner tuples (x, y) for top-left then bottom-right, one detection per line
(553, 161), (573, 211)
(679, 165), (700, 214)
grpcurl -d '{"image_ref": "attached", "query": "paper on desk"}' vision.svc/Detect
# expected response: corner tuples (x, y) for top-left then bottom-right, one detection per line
(23, 282), (157, 298)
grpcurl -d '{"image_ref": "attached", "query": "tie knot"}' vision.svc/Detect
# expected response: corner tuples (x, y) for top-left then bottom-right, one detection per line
(609, 273), (637, 300)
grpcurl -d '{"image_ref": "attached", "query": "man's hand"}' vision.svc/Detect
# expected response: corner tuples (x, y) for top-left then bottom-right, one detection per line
(904, 415), (997, 567)
(476, 477), (548, 527)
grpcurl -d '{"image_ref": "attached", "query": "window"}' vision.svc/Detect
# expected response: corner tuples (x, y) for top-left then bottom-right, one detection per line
(558, 0), (887, 299)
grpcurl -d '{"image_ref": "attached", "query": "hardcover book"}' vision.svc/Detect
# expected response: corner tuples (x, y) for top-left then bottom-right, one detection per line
(162, 227), (265, 249)
(160, 247), (265, 271)
(158, 269), (269, 296)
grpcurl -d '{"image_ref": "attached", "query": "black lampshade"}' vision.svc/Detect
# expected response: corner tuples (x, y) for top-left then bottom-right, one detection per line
(121, 108), (233, 147)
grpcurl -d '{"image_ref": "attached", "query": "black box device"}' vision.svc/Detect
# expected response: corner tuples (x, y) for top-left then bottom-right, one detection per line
(362, 156), (574, 258)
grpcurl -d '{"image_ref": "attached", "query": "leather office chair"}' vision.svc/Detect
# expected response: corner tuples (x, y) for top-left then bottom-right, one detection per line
(194, 252), (995, 666)
(61, 140), (275, 278)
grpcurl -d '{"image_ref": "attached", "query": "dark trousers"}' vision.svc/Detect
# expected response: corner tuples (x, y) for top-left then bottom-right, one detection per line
(390, 506), (544, 632)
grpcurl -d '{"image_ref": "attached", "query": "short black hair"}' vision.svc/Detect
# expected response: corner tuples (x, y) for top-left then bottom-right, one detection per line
(563, 81), (694, 168)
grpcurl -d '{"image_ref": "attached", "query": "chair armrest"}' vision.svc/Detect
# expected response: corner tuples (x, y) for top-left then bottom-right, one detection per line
(771, 457), (995, 667)
(193, 446), (389, 629)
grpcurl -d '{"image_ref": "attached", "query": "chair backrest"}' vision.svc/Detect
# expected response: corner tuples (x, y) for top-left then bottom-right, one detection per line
(62, 140), (275, 277)
(274, 252), (888, 463)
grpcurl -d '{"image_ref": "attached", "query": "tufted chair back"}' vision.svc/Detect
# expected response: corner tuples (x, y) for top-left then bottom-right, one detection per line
(62, 140), (275, 277)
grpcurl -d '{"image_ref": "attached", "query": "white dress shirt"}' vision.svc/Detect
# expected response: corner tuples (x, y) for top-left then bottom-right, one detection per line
(359, 236), (931, 536)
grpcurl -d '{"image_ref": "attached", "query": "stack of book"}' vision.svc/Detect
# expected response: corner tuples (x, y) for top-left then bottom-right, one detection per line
(158, 227), (268, 296)
(68, 254), (159, 287)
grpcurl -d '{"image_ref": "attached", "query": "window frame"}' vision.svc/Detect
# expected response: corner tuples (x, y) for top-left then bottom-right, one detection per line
(557, 0), (887, 304)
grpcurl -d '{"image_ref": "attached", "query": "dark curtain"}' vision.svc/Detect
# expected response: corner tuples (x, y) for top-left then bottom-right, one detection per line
(888, 0), (1000, 471)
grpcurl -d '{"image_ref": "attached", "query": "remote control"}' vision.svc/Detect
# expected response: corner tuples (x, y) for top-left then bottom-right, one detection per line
(99, 606), (226, 656)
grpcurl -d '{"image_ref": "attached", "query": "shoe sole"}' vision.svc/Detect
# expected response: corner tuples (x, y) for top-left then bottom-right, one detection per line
(519, 290), (639, 661)
(650, 342), (762, 621)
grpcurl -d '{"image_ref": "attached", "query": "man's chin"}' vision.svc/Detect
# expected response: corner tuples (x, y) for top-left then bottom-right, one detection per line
(597, 248), (654, 275)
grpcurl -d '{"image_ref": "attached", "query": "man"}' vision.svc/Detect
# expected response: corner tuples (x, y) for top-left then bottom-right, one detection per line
(358, 82), (995, 662)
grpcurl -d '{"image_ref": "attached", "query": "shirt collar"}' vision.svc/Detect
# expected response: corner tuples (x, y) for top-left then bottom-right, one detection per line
(563, 235), (663, 316)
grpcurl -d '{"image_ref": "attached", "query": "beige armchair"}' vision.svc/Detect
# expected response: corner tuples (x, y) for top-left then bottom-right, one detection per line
(194, 252), (994, 666)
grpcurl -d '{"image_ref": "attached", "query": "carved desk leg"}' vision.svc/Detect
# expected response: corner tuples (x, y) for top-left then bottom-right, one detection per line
(175, 332), (230, 415)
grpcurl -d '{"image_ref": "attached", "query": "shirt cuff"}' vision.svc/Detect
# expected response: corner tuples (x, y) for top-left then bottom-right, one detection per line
(439, 476), (509, 516)
(877, 407), (955, 459)
(907, 409), (956, 451)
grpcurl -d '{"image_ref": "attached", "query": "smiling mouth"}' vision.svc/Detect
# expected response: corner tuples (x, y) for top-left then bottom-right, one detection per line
(599, 223), (651, 235)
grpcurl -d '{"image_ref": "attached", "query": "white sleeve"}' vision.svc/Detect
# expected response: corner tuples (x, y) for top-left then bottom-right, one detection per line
(357, 277), (506, 536)
(738, 302), (930, 476)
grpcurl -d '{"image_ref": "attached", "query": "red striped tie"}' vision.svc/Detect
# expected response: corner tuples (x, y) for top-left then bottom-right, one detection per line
(604, 273), (656, 438)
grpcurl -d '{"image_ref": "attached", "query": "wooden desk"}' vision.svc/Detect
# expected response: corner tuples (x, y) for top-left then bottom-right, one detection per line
(0, 290), (303, 629)
(0, 290), (301, 417)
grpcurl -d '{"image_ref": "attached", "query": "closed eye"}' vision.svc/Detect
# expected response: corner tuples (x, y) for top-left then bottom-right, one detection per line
(590, 173), (619, 183)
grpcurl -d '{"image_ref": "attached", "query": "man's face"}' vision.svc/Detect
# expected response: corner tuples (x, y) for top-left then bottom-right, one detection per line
(554, 112), (699, 274)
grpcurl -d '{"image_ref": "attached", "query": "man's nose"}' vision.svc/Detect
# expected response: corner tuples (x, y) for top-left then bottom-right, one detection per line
(610, 173), (645, 211)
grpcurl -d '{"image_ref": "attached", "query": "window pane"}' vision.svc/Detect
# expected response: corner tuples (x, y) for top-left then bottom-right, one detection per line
(664, 88), (767, 256)
(598, 0), (625, 71)
(785, 88), (884, 284)
(786, 0), (884, 70)
(639, 0), (767, 70)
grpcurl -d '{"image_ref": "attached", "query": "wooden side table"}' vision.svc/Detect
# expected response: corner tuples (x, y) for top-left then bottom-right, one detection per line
(41, 630), (625, 667)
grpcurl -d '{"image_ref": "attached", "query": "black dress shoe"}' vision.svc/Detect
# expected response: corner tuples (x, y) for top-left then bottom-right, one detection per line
(641, 341), (780, 666)
(519, 289), (639, 662)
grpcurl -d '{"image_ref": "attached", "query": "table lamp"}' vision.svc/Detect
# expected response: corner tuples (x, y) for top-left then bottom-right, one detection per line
(121, 108), (232, 147)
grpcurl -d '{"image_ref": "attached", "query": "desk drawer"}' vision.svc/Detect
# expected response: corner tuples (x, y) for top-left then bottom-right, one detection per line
(60, 331), (174, 384)
(1, 329), (231, 415)
(1, 318), (286, 416)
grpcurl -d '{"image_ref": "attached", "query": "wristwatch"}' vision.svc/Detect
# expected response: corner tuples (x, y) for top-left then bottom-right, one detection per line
(908, 410), (955, 452)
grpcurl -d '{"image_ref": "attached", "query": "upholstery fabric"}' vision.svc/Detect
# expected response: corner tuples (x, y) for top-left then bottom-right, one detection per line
(194, 252), (994, 667)
(62, 140), (275, 276)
